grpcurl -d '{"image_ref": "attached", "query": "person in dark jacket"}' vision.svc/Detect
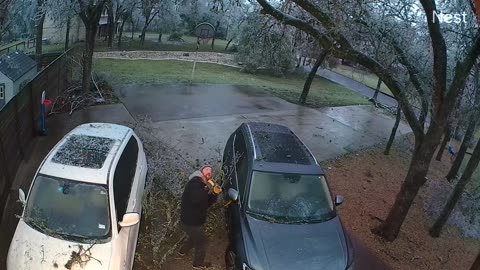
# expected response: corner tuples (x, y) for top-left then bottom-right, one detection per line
(179, 166), (217, 269)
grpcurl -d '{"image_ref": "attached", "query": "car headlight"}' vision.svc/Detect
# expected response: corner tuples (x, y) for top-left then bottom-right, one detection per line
(243, 263), (253, 270)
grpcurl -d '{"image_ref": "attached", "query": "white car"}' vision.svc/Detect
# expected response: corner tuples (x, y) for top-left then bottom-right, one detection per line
(7, 123), (147, 270)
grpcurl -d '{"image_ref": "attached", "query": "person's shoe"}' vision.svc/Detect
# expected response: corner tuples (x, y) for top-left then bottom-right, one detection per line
(192, 262), (212, 269)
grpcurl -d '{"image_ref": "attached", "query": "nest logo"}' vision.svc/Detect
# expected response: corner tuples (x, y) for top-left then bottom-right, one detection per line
(432, 11), (468, 24)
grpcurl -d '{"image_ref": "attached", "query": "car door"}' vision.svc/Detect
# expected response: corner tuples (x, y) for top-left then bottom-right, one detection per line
(126, 134), (147, 268)
(112, 135), (139, 269)
(222, 131), (235, 195)
(228, 129), (250, 268)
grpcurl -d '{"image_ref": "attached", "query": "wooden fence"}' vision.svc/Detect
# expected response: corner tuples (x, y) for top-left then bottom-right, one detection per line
(0, 41), (27, 56)
(0, 49), (75, 217)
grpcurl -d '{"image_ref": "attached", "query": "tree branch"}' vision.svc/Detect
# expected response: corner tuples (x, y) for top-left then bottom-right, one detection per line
(447, 33), (480, 112)
(256, 0), (424, 138)
(419, 0), (447, 118)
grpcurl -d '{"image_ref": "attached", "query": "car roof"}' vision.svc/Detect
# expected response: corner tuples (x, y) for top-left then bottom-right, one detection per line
(244, 122), (324, 175)
(39, 123), (132, 185)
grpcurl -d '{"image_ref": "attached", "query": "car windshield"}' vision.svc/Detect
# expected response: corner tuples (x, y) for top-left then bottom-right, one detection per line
(247, 171), (335, 223)
(23, 175), (111, 242)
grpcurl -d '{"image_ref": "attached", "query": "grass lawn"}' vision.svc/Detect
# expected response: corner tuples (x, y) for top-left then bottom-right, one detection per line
(95, 32), (231, 53)
(332, 65), (394, 96)
(26, 43), (68, 53)
(94, 58), (369, 108)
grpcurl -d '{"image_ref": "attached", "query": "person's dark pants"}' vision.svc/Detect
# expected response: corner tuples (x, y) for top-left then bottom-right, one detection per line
(179, 223), (207, 265)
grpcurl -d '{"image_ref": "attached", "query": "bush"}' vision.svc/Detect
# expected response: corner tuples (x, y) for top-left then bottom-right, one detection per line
(235, 15), (296, 75)
(167, 32), (184, 42)
(227, 44), (238, 53)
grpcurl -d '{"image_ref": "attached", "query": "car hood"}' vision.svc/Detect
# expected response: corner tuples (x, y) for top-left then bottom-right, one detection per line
(7, 220), (112, 270)
(243, 215), (350, 270)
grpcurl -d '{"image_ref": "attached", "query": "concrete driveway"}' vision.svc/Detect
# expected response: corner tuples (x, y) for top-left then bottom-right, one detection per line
(117, 83), (410, 166)
(118, 83), (410, 269)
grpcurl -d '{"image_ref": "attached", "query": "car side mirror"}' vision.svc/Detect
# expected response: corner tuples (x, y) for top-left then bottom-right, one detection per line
(18, 189), (26, 205)
(228, 188), (239, 201)
(119, 213), (140, 227)
(335, 195), (344, 206)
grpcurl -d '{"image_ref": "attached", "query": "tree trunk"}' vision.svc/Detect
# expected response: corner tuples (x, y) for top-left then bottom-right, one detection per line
(296, 55), (301, 68)
(35, 12), (45, 71)
(446, 113), (478, 181)
(158, 31), (162, 42)
(372, 78), (382, 101)
(224, 38), (233, 51)
(470, 252), (480, 270)
(117, 18), (126, 47)
(64, 17), (71, 51)
(106, 2), (114, 48)
(299, 50), (328, 104)
(131, 18), (135, 39)
(429, 136), (480, 237)
(447, 67), (480, 180)
(211, 20), (220, 49)
(385, 106), (402, 155)
(436, 126), (451, 161)
(81, 24), (97, 93)
(302, 57), (306, 66)
(140, 23), (148, 46)
(372, 127), (444, 241)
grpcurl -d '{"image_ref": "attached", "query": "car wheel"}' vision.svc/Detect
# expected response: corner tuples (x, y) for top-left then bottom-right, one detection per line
(225, 245), (236, 270)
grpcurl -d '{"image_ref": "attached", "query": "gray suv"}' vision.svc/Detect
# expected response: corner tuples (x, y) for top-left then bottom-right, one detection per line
(222, 122), (354, 270)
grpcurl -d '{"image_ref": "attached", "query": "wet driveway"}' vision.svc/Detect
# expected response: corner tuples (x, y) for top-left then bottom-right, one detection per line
(116, 83), (410, 165)
(118, 83), (406, 269)
(116, 83), (299, 121)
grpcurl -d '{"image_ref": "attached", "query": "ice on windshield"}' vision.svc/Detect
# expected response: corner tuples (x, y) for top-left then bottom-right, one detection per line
(52, 135), (115, 169)
(248, 172), (334, 222)
(24, 175), (111, 241)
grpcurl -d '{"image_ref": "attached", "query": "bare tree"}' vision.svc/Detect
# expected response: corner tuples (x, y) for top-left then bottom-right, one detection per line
(436, 125), (452, 161)
(0, 0), (13, 42)
(106, 0), (114, 47)
(45, 0), (76, 51)
(116, 0), (136, 47)
(299, 49), (329, 105)
(139, 0), (160, 46)
(64, 17), (71, 50)
(255, 0), (480, 241)
(370, 78), (382, 103)
(384, 106), (402, 155)
(35, 0), (46, 70)
(76, 0), (109, 93)
(446, 90), (480, 181)
(429, 134), (480, 237)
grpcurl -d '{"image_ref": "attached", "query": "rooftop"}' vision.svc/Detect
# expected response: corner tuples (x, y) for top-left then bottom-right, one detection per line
(0, 51), (37, 81)
(40, 123), (132, 185)
(51, 135), (116, 169)
(247, 122), (317, 166)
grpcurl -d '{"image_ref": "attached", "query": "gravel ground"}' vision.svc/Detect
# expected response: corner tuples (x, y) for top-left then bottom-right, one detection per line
(323, 144), (479, 270)
(94, 51), (238, 67)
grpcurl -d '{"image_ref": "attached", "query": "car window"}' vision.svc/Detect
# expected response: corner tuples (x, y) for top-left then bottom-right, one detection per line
(113, 136), (139, 226)
(222, 132), (235, 186)
(23, 175), (110, 242)
(234, 131), (248, 197)
(247, 172), (335, 223)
